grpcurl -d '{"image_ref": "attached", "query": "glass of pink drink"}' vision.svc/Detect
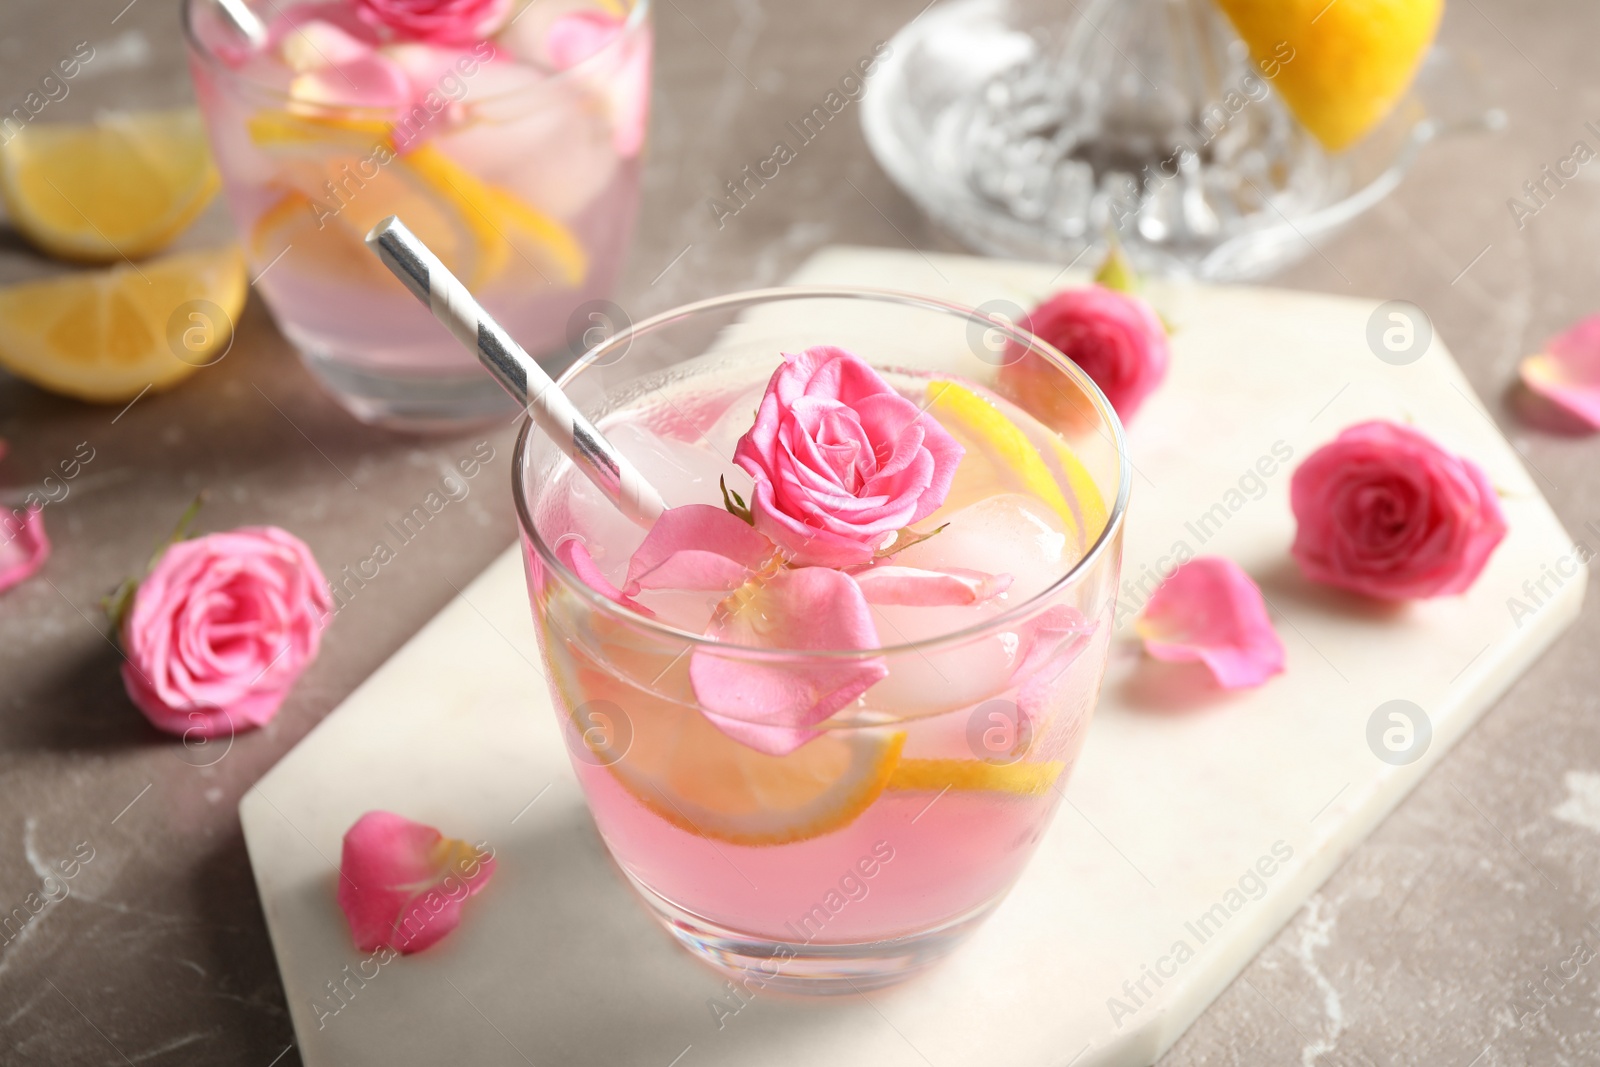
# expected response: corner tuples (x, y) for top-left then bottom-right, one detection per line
(515, 290), (1128, 991)
(184, 0), (649, 431)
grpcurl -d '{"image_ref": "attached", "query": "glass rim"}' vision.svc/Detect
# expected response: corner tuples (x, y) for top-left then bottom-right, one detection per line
(512, 285), (1131, 661)
(181, 0), (650, 112)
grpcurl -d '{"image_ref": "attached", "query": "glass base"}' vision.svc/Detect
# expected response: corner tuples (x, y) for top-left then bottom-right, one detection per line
(298, 344), (520, 434)
(624, 868), (1002, 994)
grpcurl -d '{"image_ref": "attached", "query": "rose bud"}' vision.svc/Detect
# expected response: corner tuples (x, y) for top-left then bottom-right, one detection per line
(1004, 285), (1170, 427)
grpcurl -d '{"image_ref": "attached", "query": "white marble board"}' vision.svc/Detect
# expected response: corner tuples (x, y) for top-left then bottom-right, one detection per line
(239, 247), (1583, 1067)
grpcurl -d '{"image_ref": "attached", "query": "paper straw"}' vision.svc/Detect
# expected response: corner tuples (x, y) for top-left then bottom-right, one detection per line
(215, 0), (267, 46)
(366, 216), (666, 528)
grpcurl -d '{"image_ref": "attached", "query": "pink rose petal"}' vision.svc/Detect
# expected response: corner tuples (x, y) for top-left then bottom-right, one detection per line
(1521, 315), (1600, 431)
(623, 504), (774, 597)
(1012, 604), (1097, 724)
(337, 811), (496, 955)
(1136, 557), (1285, 689)
(555, 536), (653, 617)
(0, 505), (49, 594)
(850, 564), (1013, 606)
(690, 567), (887, 755)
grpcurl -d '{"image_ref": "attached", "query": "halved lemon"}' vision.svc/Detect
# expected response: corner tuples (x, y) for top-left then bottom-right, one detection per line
(0, 246), (246, 402)
(928, 380), (1108, 550)
(557, 657), (905, 847)
(0, 110), (220, 263)
(1213, 0), (1442, 151)
(888, 758), (1064, 797)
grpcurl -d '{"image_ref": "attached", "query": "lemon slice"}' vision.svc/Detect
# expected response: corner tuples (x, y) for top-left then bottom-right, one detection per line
(0, 110), (220, 263)
(1213, 0), (1442, 151)
(0, 246), (246, 402)
(557, 658), (904, 847)
(246, 110), (395, 151)
(402, 144), (588, 288)
(887, 759), (1064, 797)
(243, 108), (588, 289)
(928, 380), (1108, 550)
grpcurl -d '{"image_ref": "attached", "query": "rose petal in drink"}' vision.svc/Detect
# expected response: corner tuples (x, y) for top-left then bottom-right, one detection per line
(691, 568), (887, 755)
(624, 504), (773, 596)
(1014, 605), (1097, 724)
(556, 536), (653, 617)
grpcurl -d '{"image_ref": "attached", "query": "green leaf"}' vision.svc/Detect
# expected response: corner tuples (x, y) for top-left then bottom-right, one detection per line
(720, 476), (754, 525)
(104, 491), (209, 636)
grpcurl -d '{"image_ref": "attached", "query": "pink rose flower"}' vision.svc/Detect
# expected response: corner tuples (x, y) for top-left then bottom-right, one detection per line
(733, 346), (964, 568)
(1290, 421), (1507, 601)
(337, 811), (496, 954)
(1006, 285), (1170, 425)
(121, 527), (331, 738)
(352, 0), (512, 44)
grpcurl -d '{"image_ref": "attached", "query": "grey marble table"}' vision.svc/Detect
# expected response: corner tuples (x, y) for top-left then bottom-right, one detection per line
(1, 0), (1598, 1064)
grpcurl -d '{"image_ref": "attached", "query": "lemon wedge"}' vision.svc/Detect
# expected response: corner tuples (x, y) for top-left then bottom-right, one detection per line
(1213, 0), (1443, 151)
(0, 110), (220, 262)
(0, 246), (246, 402)
(928, 380), (1109, 552)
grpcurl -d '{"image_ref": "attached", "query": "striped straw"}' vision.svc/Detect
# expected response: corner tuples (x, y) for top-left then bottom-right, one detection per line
(214, 0), (267, 46)
(366, 216), (666, 528)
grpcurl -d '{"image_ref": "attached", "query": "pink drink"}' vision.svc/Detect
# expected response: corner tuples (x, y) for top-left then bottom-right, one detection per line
(515, 293), (1127, 992)
(184, 0), (650, 430)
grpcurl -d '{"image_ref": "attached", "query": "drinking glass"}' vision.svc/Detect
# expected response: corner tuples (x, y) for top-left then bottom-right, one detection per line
(514, 289), (1129, 991)
(184, 0), (650, 431)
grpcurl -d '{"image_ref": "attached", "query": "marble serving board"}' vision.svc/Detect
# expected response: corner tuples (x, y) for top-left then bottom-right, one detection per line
(240, 247), (1583, 1067)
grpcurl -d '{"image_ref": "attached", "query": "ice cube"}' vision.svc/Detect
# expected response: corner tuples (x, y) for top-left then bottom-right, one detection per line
(560, 422), (743, 591)
(864, 492), (1075, 717)
(605, 421), (742, 511)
